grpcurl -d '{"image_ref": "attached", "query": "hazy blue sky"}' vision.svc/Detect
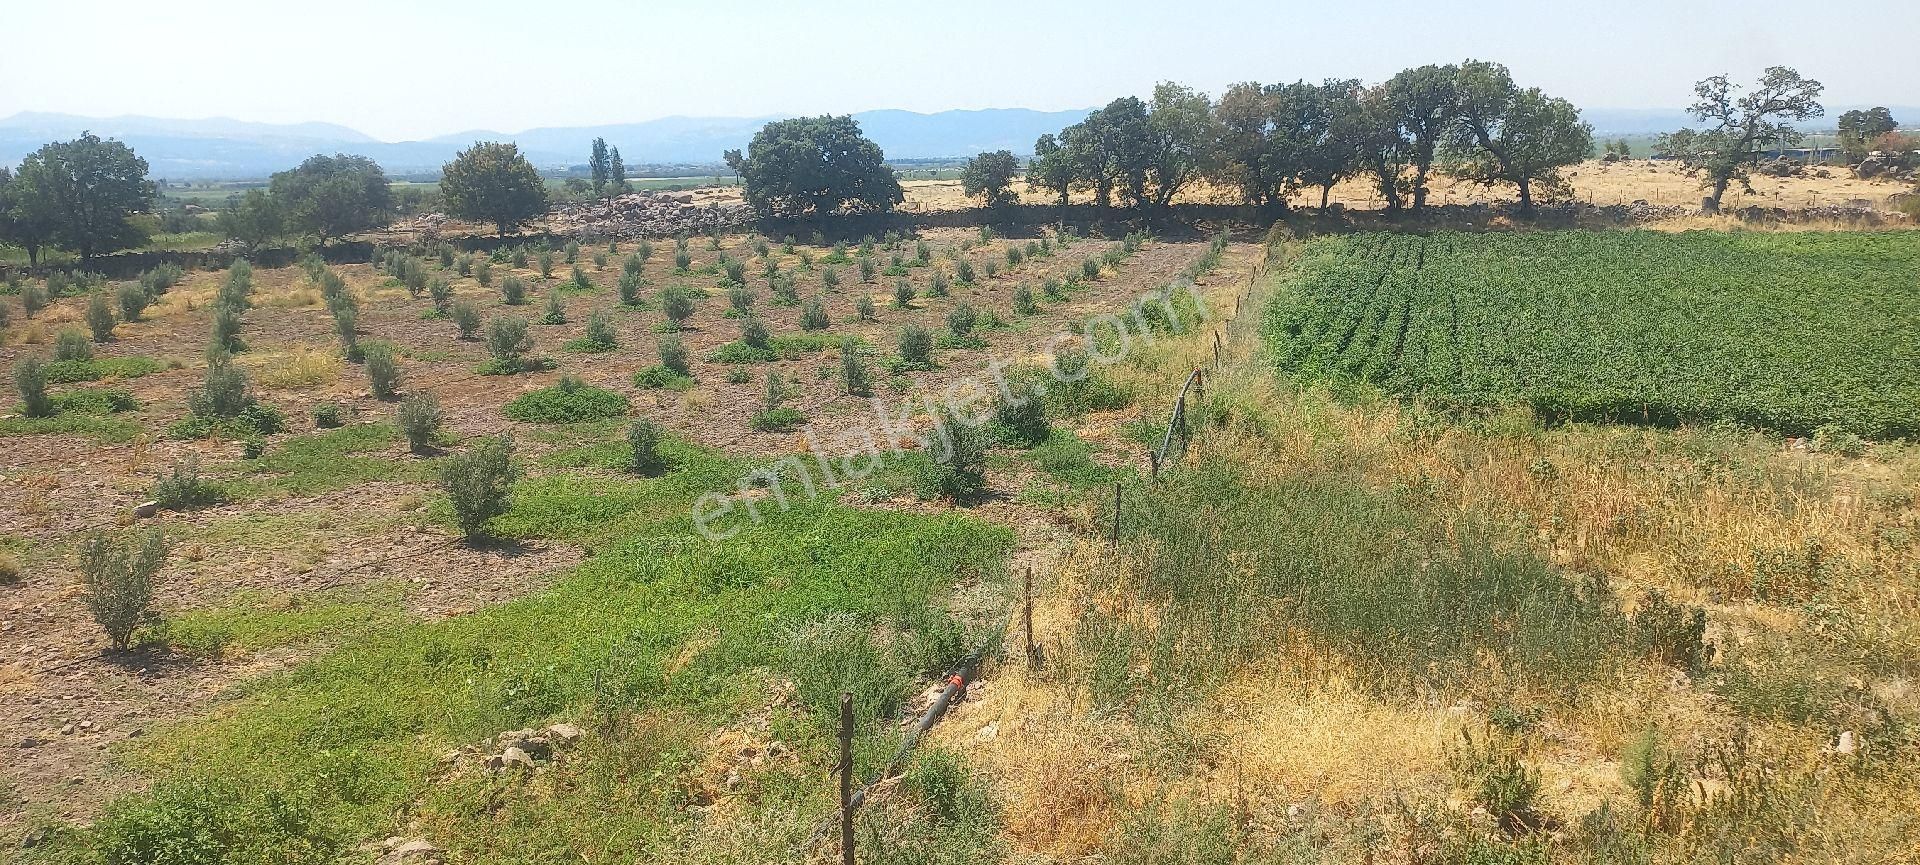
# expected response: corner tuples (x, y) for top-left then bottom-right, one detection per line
(3, 0), (1915, 140)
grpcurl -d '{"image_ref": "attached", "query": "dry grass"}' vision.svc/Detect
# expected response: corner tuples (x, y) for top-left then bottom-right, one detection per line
(249, 345), (343, 390)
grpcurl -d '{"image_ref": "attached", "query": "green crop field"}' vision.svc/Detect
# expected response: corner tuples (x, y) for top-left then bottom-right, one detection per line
(1263, 230), (1920, 437)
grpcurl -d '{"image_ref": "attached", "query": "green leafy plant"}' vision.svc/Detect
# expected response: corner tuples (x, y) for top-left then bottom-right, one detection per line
(440, 436), (519, 541)
(397, 392), (444, 453)
(77, 527), (167, 651)
(503, 375), (629, 423)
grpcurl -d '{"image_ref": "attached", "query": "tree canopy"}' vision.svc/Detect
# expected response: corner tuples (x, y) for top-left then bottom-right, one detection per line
(1658, 67), (1824, 210)
(268, 154), (394, 244)
(1447, 60), (1593, 209)
(1837, 107), (1898, 162)
(724, 116), (902, 217)
(959, 150), (1021, 208)
(440, 141), (549, 235)
(8, 132), (154, 263)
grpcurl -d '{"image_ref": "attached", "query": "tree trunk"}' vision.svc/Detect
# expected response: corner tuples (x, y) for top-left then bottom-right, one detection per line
(1518, 177), (1533, 211)
(1707, 175), (1731, 212)
(1319, 185), (1332, 214)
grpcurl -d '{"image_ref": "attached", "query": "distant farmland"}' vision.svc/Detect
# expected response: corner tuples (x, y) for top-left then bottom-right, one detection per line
(1264, 231), (1920, 436)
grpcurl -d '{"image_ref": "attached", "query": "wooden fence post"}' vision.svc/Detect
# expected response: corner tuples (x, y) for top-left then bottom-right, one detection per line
(839, 693), (854, 865)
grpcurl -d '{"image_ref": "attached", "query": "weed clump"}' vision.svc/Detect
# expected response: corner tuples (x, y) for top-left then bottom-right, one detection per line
(503, 375), (629, 424)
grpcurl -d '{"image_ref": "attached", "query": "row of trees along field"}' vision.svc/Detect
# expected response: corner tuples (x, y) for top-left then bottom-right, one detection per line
(0, 137), (552, 264)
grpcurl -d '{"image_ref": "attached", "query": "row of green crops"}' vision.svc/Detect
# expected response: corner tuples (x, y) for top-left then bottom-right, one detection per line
(1263, 230), (1920, 437)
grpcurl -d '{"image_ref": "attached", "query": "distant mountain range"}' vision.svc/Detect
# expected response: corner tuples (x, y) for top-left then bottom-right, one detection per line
(2, 105), (1912, 181)
(0, 108), (1097, 180)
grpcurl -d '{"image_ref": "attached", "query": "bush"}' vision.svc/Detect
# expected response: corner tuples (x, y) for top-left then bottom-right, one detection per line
(441, 436), (519, 541)
(927, 270), (950, 298)
(191, 354), (254, 418)
(503, 375), (629, 423)
(821, 267), (840, 290)
(537, 250), (555, 278)
(451, 301), (482, 340)
(428, 277), (454, 314)
(570, 264), (592, 291)
(15, 355), (52, 418)
(76, 528), (167, 651)
(363, 342), (402, 399)
(993, 390), (1050, 447)
(1631, 590), (1707, 671)
(855, 295), (877, 321)
(658, 333), (690, 375)
(486, 315), (534, 369)
(117, 282), (150, 322)
(750, 407), (806, 432)
(211, 302), (246, 353)
(21, 282), (49, 317)
(618, 271), (645, 307)
(331, 305), (359, 359)
(627, 418), (666, 475)
(500, 275), (528, 305)
(661, 284), (697, 329)
(956, 260), (976, 283)
(912, 413), (989, 502)
(632, 365), (694, 390)
(149, 457), (223, 511)
(569, 310), (617, 352)
(1812, 423), (1867, 458)
(896, 325), (934, 369)
(311, 402), (346, 428)
(841, 343), (872, 396)
(541, 289), (567, 325)
(1449, 729), (1541, 836)
(858, 258), (876, 283)
(474, 258), (493, 286)
(1013, 283), (1038, 316)
(1082, 259), (1101, 280)
(55, 327), (94, 362)
(771, 274), (800, 305)
(893, 278), (915, 307)
(800, 299), (830, 330)
(397, 392), (444, 453)
(947, 302), (978, 337)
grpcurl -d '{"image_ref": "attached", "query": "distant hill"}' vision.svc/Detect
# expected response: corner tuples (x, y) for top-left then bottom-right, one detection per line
(0, 108), (1096, 180)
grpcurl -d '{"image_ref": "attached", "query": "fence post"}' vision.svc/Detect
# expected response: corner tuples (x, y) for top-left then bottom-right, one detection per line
(1195, 369), (1205, 413)
(839, 692), (854, 865)
(1024, 567), (1037, 669)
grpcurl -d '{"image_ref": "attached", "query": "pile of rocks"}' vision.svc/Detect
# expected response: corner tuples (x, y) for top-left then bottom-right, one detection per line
(1854, 155), (1918, 183)
(438, 722), (585, 773)
(549, 191), (753, 239)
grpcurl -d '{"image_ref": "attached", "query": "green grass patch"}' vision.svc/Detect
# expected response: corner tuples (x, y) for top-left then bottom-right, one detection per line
(225, 423), (426, 497)
(161, 586), (409, 658)
(631, 366), (695, 390)
(74, 444), (1012, 864)
(503, 379), (630, 424)
(0, 413), (141, 442)
(41, 356), (165, 383)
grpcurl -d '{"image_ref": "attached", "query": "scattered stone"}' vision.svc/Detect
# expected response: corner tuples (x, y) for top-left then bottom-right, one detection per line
(132, 501), (160, 518)
(545, 722), (584, 746)
(497, 746), (537, 771)
(1836, 730), (1861, 755)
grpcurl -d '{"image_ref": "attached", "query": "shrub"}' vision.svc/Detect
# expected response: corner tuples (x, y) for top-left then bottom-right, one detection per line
(570, 264), (592, 291)
(751, 406), (806, 432)
(728, 283), (755, 314)
(397, 392), (444, 453)
(511, 247), (529, 269)
(618, 271), (645, 307)
(771, 274), (800, 305)
(859, 258), (876, 283)
(956, 260), (976, 283)
(1013, 284), (1038, 316)
(627, 418), (666, 475)
(927, 270), (950, 297)
(331, 304), (359, 359)
(632, 365), (693, 390)
(855, 295), (877, 321)
(723, 258), (747, 285)
(912, 413), (989, 501)
(1812, 423), (1868, 458)
(1082, 259), (1101, 280)
(821, 267), (840, 290)
(21, 282), (49, 317)
(428, 277), (454, 314)
(500, 275), (528, 305)
(55, 328), (95, 362)
(363, 342), (402, 399)
(947, 302), (977, 337)
(474, 258), (493, 286)
(658, 333), (690, 375)
(1006, 245), (1024, 266)
(563, 241), (580, 263)
(84, 293), (117, 342)
(441, 436), (519, 541)
(893, 279), (915, 307)
(504, 375), (629, 423)
(15, 356), (53, 418)
(117, 282), (150, 322)
(1631, 590), (1707, 671)
(211, 303), (245, 353)
(77, 528), (167, 651)
(800, 299), (830, 330)
(897, 325), (934, 369)
(1449, 729), (1541, 836)
(311, 402), (346, 428)
(191, 354), (253, 418)
(984, 259), (1000, 278)
(537, 250), (555, 278)
(241, 435), (266, 459)
(661, 284), (697, 329)
(726, 367), (752, 384)
(486, 315), (534, 369)
(541, 289), (567, 325)
(993, 390), (1050, 447)
(841, 343), (872, 396)
(149, 457), (223, 511)
(571, 310), (617, 352)
(740, 314), (771, 349)
(451, 301), (482, 340)
(456, 253), (474, 277)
